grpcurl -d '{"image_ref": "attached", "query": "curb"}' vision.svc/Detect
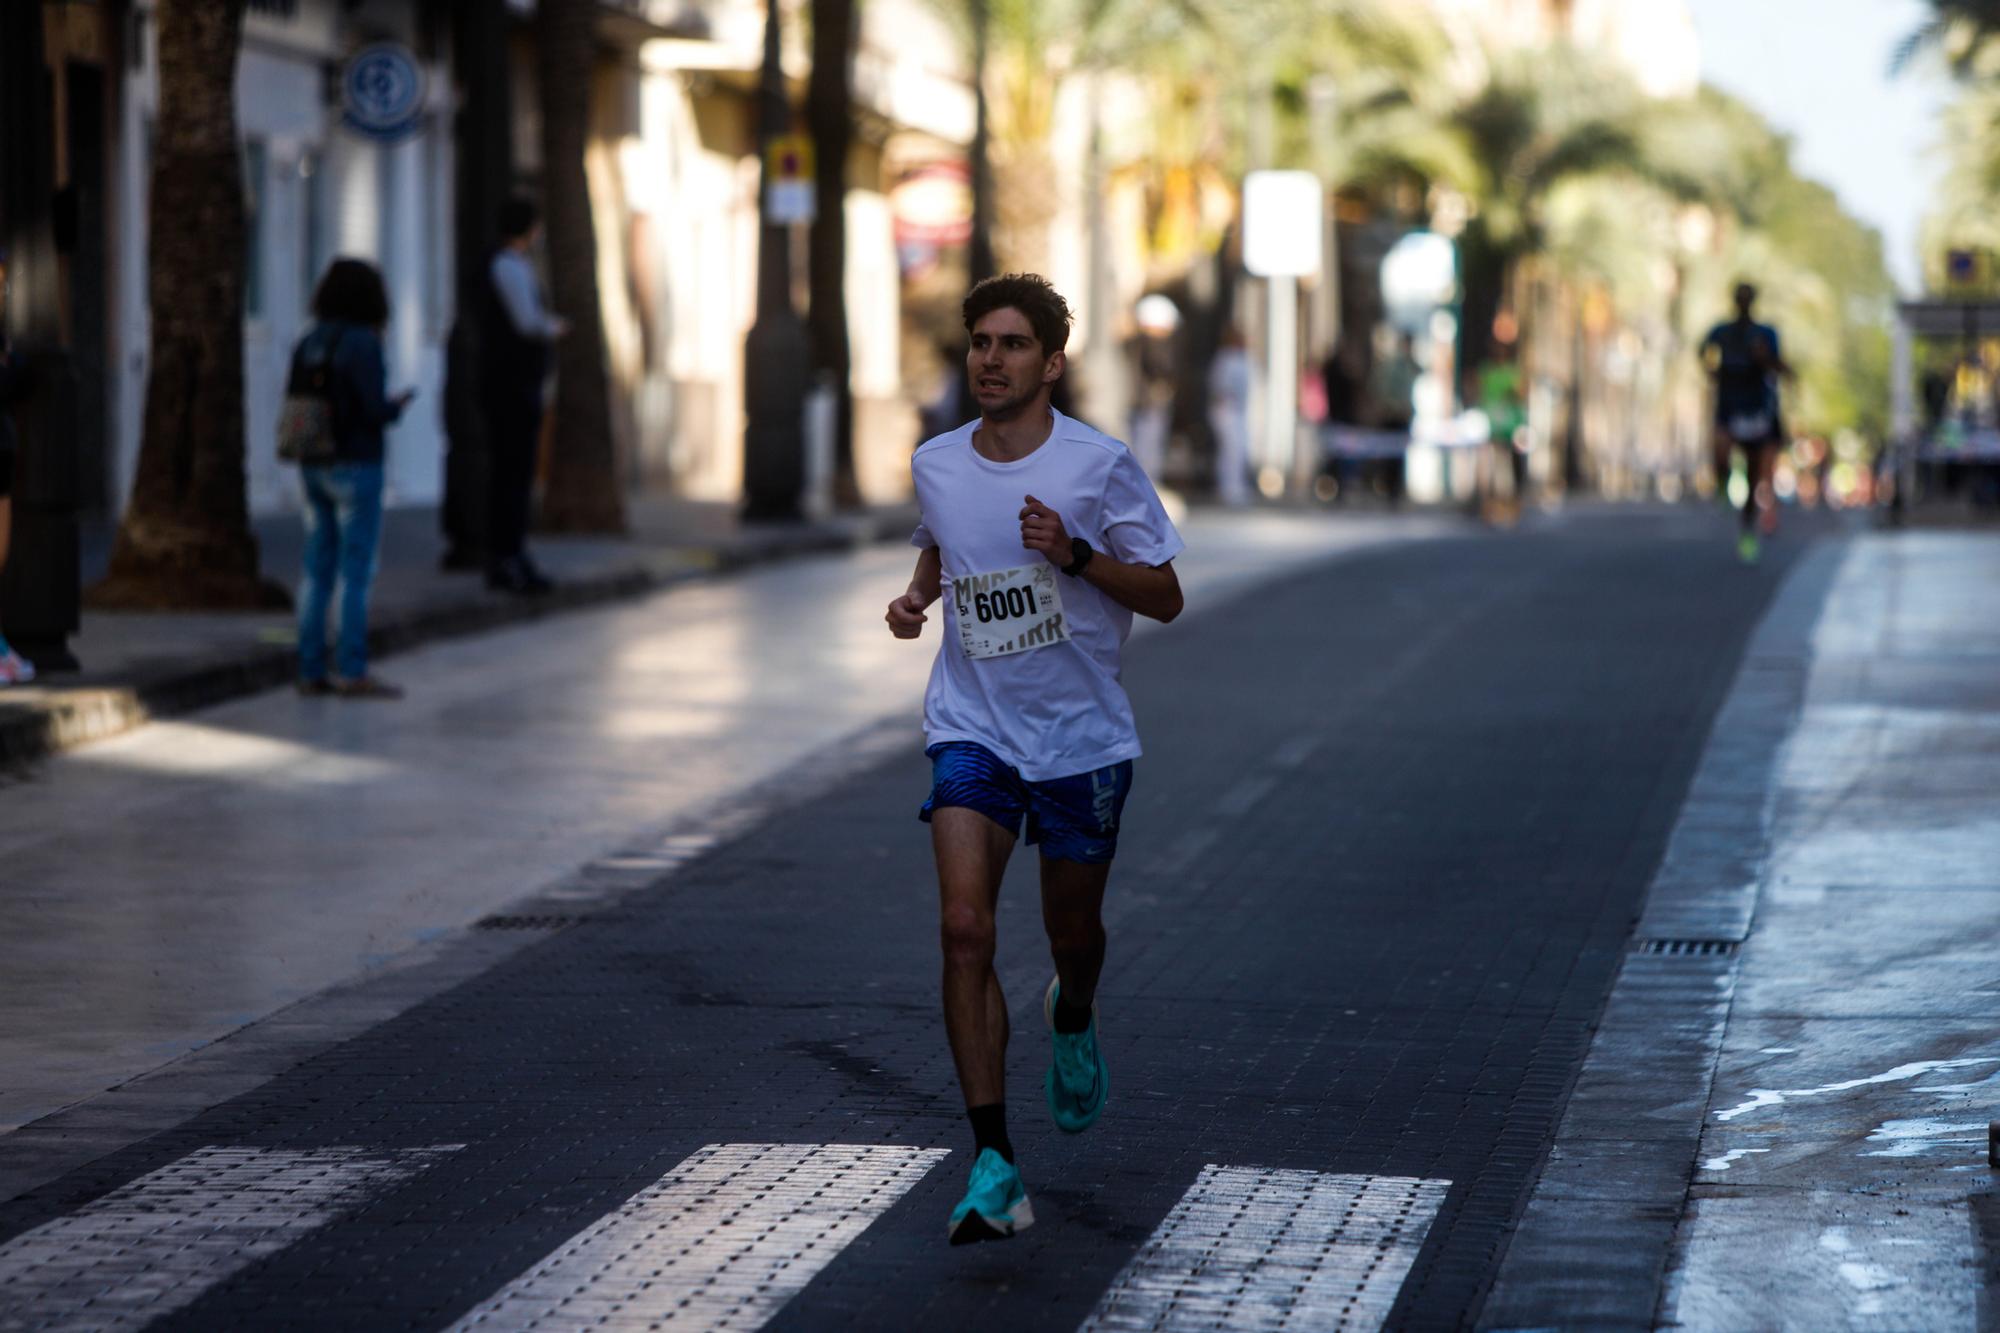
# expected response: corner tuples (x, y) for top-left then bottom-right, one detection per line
(1476, 535), (1848, 1331)
(0, 511), (915, 769)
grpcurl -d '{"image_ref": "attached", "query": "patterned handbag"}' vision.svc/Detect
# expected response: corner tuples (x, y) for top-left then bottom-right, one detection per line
(276, 329), (343, 464)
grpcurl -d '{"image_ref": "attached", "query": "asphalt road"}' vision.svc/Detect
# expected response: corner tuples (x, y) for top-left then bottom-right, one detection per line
(0, 506), (1813, 1331)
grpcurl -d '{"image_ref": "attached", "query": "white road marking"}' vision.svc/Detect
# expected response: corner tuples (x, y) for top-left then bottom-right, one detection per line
(1217, 775), (1280, 818)
(1271, 736), (1320, 770)
(1713, 1057), (2000, 1122)
(1079, 1166), (1451, 1333)
(445, 1142), (948, 1332)
(0, 1144), (460, 1332)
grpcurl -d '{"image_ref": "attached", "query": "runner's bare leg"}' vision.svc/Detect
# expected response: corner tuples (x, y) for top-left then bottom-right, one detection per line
(934, 807), (1015, 1106)
(1040, 858), (1112, 1013)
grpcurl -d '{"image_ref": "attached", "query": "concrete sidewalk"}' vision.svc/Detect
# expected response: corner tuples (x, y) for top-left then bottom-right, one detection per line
(0, 494), (919, 766)
(1484, 528), (2000, 1330)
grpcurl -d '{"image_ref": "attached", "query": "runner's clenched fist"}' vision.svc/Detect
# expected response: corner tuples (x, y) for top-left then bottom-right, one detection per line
(885, 589), (929, 639)
(1019, 495), (1070, 564)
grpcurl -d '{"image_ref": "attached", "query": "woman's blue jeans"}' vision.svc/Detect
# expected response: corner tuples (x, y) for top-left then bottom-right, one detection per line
(297, 461), (385, 682)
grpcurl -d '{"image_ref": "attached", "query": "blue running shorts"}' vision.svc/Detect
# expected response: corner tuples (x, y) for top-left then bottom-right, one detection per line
(919, 742), (1135, 864)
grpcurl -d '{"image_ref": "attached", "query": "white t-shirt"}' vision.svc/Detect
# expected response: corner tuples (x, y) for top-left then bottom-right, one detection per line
(910, 407), (1184, 781)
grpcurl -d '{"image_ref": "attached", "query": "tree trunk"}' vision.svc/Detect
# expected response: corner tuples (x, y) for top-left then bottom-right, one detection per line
(535, 0), (625, 533)
(88, 0), (285, 610)
(1456, 222), (1515, 391)
(808, 0), (860, 507)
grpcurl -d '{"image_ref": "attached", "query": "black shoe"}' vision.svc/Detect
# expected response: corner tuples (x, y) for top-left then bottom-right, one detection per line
(333, 675), (405, 700)
(486, 557), (549, 595)
(516, 554), (555, 593)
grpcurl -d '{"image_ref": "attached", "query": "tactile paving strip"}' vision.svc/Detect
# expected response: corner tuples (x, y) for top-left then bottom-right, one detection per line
(1079, 1167), (1453, 1333)
(0, 1144), (461, 1333)
(447, 1142), (949, 1331)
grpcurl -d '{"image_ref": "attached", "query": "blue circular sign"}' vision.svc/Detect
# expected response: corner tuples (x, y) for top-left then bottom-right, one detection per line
(341, 43), (426, 143)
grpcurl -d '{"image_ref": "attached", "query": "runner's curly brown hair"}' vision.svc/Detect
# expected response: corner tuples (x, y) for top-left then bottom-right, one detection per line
(962, 273), (1072, 357)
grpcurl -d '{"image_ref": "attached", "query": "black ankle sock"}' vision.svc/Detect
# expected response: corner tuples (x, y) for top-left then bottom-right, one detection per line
(1054, 995), (1093, 1034)
(967, 1103), (1013, 1163)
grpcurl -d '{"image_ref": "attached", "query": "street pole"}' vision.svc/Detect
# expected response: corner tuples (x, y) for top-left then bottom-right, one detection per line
(967, 0), (995, 287)
(741, 0), (809, 521)
(1264, 275), (1297, 494)
(1243, 170), (1317, 500)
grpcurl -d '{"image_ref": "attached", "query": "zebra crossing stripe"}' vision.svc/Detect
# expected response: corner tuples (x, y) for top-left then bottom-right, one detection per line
(0, 1144), (460, 1332)
(445, 1142), (949, 1332)
(1079, 1166), (1452, 1332)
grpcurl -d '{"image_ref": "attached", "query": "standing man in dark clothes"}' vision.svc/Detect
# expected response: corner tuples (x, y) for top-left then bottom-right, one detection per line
(482, 198), (568, 595)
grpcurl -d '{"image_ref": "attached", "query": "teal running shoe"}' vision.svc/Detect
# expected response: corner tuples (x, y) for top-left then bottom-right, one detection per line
(1044, 977), (1108, 1133)
(947, 1147), (1033, 1245)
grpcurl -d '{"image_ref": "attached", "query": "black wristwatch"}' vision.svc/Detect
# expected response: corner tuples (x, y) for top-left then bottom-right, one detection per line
(1060, 537), (1094, 577)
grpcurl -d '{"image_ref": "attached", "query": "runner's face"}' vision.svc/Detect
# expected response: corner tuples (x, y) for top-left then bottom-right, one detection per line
(967, 307), (1062, 419)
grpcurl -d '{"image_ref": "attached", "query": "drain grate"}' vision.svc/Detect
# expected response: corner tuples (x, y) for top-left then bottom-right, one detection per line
(1631, 937), (1739, 957)
(473, 914), (587, 931)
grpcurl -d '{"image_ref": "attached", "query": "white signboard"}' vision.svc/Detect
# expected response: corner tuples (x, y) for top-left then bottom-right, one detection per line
(1242, 170), (1323, 278)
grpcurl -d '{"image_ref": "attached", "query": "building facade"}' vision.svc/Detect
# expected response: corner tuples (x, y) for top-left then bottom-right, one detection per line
(23, 0), (977, 529)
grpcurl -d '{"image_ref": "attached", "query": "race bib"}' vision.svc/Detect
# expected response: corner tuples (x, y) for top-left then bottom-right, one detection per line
(953, 563), (1070, 659)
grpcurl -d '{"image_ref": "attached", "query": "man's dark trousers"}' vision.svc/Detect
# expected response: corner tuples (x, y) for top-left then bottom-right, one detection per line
(485, 390), (541, 566)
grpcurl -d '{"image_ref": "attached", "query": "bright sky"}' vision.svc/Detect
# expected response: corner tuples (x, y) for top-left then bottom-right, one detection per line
(1683, 0), (1950, 294)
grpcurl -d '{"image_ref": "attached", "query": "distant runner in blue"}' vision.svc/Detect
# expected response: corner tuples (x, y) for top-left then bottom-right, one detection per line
(1700, 282), (1794, 563)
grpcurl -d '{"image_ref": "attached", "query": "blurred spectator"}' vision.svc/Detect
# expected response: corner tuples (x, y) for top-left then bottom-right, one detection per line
(1371, 333), (1418, 431)
(482, 197), (568, 596)
(1206, 325), (1252, 506)
(920, 335), (966, 442)
(1476, 339), (1528, 502)
(292, 258), (414, 699)
(1320, 335), (1366, 502)
(1321, 336), (1363, 427)
(0, 251), (28, 686)
(1128, 294), (1180, 480)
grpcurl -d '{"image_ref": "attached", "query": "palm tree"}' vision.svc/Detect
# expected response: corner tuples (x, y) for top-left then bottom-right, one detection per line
(928, 0), (1221, 274)
(88, 0), (285, 610)
(535, 0), (625, 533)
(1354, 46), (1670, 378)
(1895, 0), (2000, 75)
(807, 0), (860, 506)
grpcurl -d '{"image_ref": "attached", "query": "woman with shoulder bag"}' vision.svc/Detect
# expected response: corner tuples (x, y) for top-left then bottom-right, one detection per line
(290, 258), (414, 698)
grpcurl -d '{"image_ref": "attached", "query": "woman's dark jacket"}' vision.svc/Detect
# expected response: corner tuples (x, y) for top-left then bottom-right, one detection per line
(295, 321), (404, 464)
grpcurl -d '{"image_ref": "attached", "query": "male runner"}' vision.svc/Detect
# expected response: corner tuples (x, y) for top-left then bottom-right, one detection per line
(885, 274), (1184, 1245)
(1700, 282), (1793, 563)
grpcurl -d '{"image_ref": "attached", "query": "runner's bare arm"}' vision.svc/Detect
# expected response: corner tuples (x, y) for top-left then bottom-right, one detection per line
(1019, 495), (1183, 624)
(886, 545), (943, 639)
